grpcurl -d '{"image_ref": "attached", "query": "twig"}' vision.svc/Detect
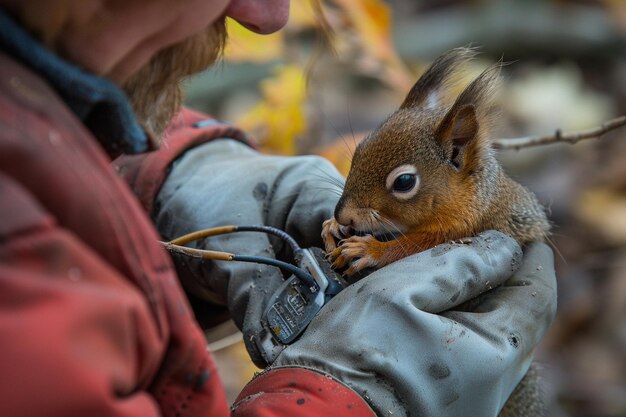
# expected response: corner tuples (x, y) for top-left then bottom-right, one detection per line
(493, 115), (626, 150)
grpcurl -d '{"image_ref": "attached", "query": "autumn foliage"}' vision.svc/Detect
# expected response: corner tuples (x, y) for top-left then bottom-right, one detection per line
(223, 0), (411, 165)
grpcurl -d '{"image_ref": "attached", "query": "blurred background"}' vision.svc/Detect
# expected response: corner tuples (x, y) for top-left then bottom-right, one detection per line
(185, 1), (626, 416)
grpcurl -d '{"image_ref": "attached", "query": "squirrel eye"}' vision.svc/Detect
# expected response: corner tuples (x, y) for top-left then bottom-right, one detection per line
(393, 174), (416, 192)
(386, 164), (420, 200)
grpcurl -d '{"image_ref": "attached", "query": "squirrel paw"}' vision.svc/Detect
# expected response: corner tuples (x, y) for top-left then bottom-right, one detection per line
(322, 218), (346, 253)
(330, 235), (384, 276)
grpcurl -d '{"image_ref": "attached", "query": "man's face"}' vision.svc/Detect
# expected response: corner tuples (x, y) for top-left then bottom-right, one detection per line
(123, 0), (290, 139)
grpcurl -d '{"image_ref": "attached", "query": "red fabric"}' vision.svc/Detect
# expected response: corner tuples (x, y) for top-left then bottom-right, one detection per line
(0, 50), (375, 417)
(232, 368), (375, 416)
(0, 51), (229, 417)
(114, 108), (251, 215)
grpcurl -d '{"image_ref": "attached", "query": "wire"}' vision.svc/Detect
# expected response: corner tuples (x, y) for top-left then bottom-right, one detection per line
(161, 241), (318, 290)
(161, 242), (234, 260)
(237, 226), (303, 256)
(169, 225), (303, 255)
(233, 255), (317, 289)
(169, 225), (238, 246)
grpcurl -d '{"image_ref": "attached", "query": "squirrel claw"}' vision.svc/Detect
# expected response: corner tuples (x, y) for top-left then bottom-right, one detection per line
(344, 257), (377, 276)
(330, 247), (349, 268)
(332, 235), (381, 276)
(449, 237), (473, 245)
(332, 257), (348, 270)
(343, 261), (363, 276)
(322, 218), (345, 253)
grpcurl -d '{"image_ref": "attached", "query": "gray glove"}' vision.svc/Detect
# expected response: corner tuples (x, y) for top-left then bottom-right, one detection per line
(156, 139), (557, 416)
(273, 232), (557, 417)
(154, 139), (343, 366)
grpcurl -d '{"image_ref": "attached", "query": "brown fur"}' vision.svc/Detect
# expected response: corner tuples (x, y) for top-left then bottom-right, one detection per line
(323, 48), (550, 416)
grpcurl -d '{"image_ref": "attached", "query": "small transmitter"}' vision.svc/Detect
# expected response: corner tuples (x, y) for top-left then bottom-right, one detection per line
(258, 247), (346, 362)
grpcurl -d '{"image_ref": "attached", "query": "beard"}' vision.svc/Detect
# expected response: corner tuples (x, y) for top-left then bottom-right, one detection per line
(122, 19), (227, 141)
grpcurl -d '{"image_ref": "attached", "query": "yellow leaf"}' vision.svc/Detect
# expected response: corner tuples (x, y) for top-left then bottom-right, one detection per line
(237, 66), (308, 155)
(224, 18), (284, 63)
(334, 0), (394, 63)
(224, 1), (321, 64)
(331, 0), (413, 91)
(289, 0), (319, 28)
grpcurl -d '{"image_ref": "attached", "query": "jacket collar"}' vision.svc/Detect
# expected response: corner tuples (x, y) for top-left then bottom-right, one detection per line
(0, 9), (149, 155)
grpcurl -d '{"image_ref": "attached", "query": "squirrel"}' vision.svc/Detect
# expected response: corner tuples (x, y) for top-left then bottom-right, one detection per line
(321, 48), (551, 417)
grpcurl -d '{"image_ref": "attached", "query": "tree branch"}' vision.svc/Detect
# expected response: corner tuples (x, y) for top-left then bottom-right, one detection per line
(493, 115), (626, 150)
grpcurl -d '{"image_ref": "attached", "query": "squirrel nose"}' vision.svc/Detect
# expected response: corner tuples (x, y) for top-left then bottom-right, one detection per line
(334, 197), (354, 228)
(334, 195), (347, 223)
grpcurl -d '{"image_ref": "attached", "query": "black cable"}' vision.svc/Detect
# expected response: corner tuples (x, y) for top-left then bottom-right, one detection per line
(236, 225), (303, 256)
(166, 225), (314, 287)
(162, 242), (318, 290)
(232, 255), (318, 290)
(169, 225), (303, 256)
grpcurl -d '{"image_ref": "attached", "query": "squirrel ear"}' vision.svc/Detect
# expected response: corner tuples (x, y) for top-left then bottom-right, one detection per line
(435, 63), (500, 170)
(435, 104), (478, 170)
(400, 47), (477, 110)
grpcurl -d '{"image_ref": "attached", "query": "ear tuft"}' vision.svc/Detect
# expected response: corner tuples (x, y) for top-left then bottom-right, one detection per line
(400, 47), (478, 110)
(435, 63), (501, 170)
(452, 63), (501, 119)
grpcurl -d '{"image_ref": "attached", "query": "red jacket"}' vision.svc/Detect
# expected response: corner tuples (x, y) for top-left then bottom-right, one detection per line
(0, 51), (373, 416)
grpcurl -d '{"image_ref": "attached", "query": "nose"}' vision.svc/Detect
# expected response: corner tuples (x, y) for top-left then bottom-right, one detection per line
(334, 196), (351, 226)
(225, 0), (290, 34)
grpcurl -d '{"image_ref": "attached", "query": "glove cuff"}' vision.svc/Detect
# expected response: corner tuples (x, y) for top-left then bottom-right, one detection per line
(113, 107), (251, 215)
(232, 367), (375, 416)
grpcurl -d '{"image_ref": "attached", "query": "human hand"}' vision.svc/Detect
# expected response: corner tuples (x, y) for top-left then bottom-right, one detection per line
(273, 231), (557, 417)
(154, 139), (343, 366)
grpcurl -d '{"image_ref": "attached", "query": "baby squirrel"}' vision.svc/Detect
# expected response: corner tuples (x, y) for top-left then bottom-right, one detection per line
(322, 47), (550, 274)
(321, 48), (551, 417)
